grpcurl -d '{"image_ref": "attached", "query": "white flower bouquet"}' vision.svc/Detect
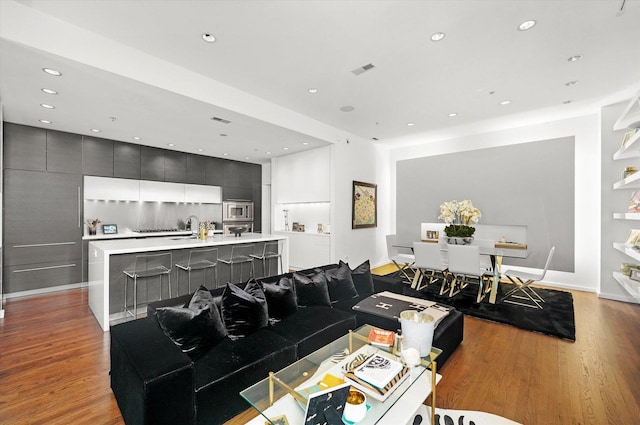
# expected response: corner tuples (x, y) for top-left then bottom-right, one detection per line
(438, 200), (481, 237)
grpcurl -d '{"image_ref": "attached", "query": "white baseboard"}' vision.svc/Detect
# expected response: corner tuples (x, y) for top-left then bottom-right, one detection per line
(597, 291), (640, 304)
(2, 282), (88, 300)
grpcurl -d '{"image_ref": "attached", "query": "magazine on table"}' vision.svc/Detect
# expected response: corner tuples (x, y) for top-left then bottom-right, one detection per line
(353, 353), (404, 389)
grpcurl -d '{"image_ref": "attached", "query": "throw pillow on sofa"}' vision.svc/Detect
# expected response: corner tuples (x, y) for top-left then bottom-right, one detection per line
(261, 275), (298, 320)
(323, 262), (359, 303)
(221, 279), (269, 339)
(155, 286), (228, 359)
(293, 270), (332, 307)
(348, 260), (375, 296)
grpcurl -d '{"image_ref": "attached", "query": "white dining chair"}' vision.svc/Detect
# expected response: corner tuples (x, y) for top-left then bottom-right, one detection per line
(412, 241), (448, 290)
(501, 246), (555, 309)
(446, 244), (492, 302)
(473, 238), (495, 272)
(386, 234), (416, 282)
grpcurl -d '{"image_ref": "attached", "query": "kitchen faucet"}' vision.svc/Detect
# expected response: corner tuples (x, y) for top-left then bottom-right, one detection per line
(185, 215), (200, 232)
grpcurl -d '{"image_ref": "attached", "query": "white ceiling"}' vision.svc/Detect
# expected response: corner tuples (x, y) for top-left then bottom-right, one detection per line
(1, 0), (639, 164)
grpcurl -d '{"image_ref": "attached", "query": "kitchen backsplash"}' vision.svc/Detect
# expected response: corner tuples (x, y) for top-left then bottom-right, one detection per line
(84, 200), (223, 234)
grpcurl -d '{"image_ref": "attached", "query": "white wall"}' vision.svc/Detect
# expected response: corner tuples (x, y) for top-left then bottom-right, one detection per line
(389, 114), (601, 293)
(331, 138), (391, 269)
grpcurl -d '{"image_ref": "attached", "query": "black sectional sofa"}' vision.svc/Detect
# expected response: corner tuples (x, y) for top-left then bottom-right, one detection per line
(110, 261), (464, 425)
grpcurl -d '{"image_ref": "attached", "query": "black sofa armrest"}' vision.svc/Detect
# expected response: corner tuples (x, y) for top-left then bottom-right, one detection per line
(110, 319), (195, 425)
(372, 274), (404, 294)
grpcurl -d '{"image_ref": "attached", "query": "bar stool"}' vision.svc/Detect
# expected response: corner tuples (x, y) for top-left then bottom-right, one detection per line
(250, 241), (283, 277)
(123, 252), (172, 320)
(218, 244), (255, 284)
(175, 248), (219, 294)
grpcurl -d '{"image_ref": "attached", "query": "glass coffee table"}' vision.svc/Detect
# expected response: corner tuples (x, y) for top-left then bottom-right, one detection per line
(240, 324), (441, 425)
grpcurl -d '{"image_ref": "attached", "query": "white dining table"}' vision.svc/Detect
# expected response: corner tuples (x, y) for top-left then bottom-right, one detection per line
(394, 239), (529, 304)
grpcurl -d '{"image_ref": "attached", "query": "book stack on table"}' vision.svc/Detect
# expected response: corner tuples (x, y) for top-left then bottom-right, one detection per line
(343, 353), (409, 402)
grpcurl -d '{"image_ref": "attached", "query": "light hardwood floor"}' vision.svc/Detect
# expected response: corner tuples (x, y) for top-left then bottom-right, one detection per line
(0, 266), (638, 424)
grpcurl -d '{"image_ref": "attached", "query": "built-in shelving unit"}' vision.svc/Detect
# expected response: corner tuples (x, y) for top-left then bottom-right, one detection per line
(611, 89), (640, 303)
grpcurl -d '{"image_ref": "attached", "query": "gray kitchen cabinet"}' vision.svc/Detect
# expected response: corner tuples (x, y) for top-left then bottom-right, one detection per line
(114, 141), (141, 179)
(3, 122), (46, 171)
(140, 146), (165, 181)
(47, 130), (83, 174)
(223, 185), (253, 201)
(4, 169), (81, 244)
(83, 136), (114, 177)
(186, 154), (206, 184)
(164, 150), (186, 183)
(3, 169), (82, 294)
(205, 157), (226, 186)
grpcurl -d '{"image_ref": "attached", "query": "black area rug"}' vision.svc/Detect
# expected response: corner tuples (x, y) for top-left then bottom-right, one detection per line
(388, 272), (576, 341)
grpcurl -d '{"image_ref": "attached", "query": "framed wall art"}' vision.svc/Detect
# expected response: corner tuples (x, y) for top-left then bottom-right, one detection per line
(352, 180), (377, 229)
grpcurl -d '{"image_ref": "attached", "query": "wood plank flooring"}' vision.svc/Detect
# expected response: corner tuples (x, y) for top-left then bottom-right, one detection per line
(1, 267), (638, 424)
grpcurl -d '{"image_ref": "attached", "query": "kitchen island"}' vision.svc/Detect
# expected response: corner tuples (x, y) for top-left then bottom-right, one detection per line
(88, 233), (288, 331)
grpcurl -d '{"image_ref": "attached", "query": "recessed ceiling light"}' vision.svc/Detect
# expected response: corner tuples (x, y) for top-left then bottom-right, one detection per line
(197, 148), (204, 152)
(567, 55), (582, 62)
(308, 88), (318, 94)
(40, 103), (55, 109)
(41, 88), (57, 95)
(340, 106), (355, 112)
(283, 147), (289, 151)
(500, 100), (511, 105)
(266, 151), (272, 155)
(518, 20), (536, 31)
(167, 143), (175, 147)
(90, 128), (101, 133)
(223, 153), (229, 156)
(245, 157), (250, 160)
(302, 142), (309, 145)
(43, 68), (61, 76)
(448, 112), (458, 117)
(565, 80), (579, 86)
(430, 32), (445, 42)
(132, 136), (141, 140)
(39, 119), (52, 124)
(407, 122), (415, 127)
(202, 33), (216, 43)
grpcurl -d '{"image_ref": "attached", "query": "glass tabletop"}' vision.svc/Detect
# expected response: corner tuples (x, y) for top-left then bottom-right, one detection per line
(240, 324), (441, 425)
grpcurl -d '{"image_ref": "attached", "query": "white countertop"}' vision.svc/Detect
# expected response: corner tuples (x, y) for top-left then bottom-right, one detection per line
(82, 230), (194, 240)
(89, 232), (287, 255)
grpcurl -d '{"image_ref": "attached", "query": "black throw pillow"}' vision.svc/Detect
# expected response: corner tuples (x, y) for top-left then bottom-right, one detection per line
(155, 286), (227, 359)
(221, 280), (268, 339)
(261, 275), (298, 320)
(324, 262), (359, 303)
(293, 271), (331, 307)
(349, 260), (375, 296)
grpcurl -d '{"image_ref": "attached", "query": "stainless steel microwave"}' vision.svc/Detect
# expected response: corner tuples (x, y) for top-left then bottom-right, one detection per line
(223, 201), (254, 222)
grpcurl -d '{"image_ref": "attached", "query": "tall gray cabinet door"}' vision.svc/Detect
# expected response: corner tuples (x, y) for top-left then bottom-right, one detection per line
(46, 130), (83, 174)
(3, 123), (46, 171)
(141, 146), (165, 181)
(164, 150), (186, 183)
(114, 142), (141, 179)
(4, 169), (81, 244)
(186, 154), (206, 184)
(205, 157), (226, 186)
(83, 136), (114, 177)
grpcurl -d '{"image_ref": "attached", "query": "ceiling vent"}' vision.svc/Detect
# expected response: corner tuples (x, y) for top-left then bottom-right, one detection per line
(211, 116), (231, 124)
(352, 63), (375, 76)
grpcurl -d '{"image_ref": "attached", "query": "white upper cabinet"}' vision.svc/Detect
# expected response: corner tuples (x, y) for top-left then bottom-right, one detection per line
(185, 184), (222, 203)
(139, 180), (185, 202)
(275, 146), (331, 203)
(84, 176), (139, 201)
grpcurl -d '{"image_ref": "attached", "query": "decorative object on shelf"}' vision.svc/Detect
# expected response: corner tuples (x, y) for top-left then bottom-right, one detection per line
(283, 209), (289, 231)
(624, 166), (637, 179)
(317, 223), (323, 233)
(630, 269), (640, 282)
(621, 130), (637, 149)
(439, 199), (481, 244)
(102, 224), (118, 235)
(625, 228), (640, 245)
(86, 218), (101, 235)
(620, 263), (640, 277)
(199, 221), (207, 240)
(425, 230), (439, 240)
(629, 192), (640, 212)
(352, 180), (377, 229)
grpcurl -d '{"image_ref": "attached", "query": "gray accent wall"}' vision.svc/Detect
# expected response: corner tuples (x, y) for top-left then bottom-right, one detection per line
(396, 137), (575, 272)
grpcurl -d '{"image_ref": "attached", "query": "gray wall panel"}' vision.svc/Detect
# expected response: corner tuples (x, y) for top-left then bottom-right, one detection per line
(396, 137), (575, 272)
